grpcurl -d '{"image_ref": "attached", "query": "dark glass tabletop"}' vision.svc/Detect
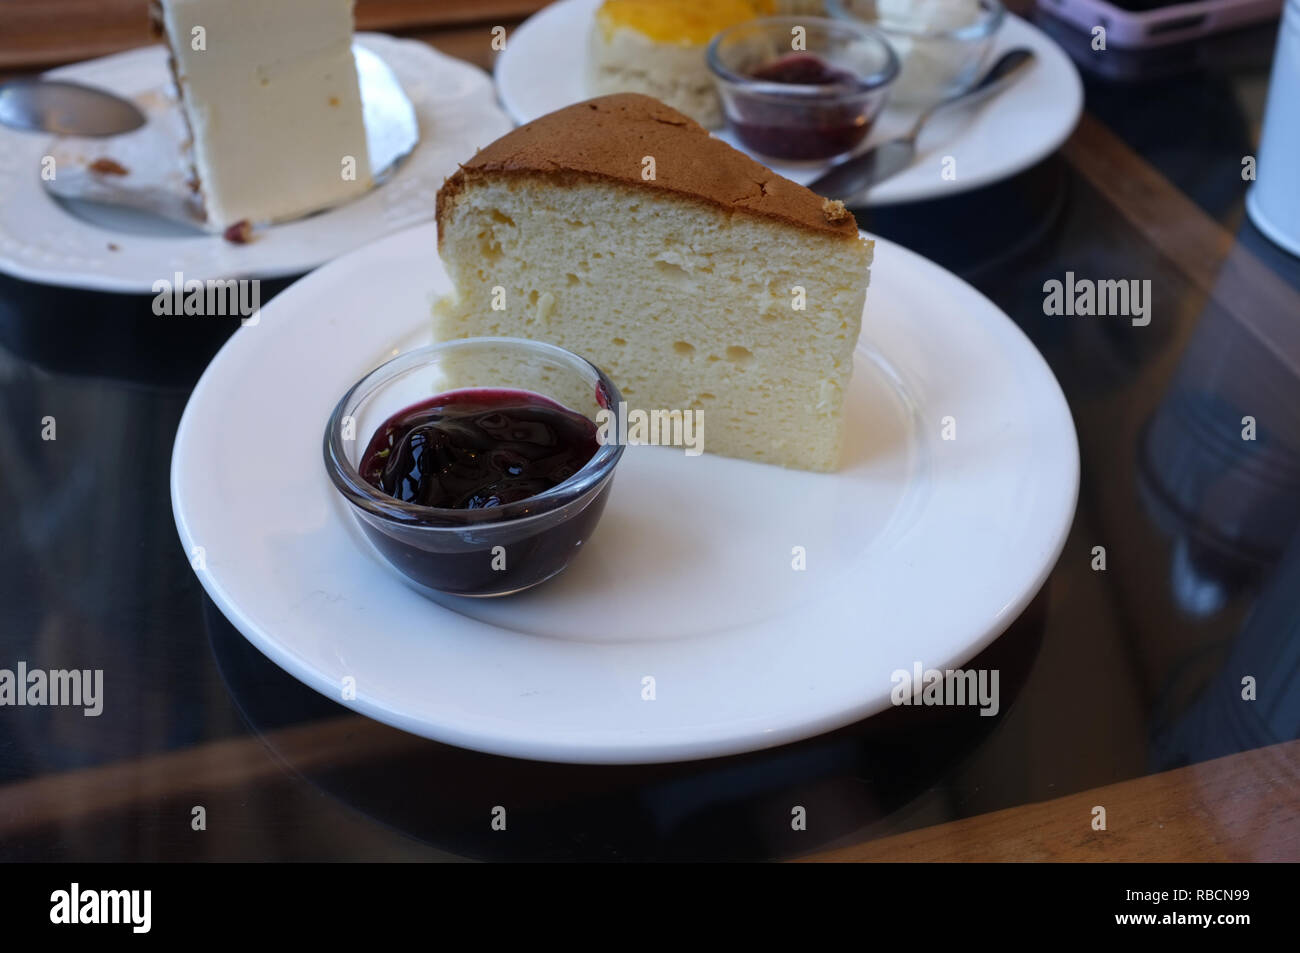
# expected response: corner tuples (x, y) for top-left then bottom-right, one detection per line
(1, 12), (1297, 862)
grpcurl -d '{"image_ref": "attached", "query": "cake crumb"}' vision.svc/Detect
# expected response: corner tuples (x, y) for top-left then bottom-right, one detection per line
(223, 220), (254, 244)
(821, 198), (850, 224)
(89, 157), (129, 176)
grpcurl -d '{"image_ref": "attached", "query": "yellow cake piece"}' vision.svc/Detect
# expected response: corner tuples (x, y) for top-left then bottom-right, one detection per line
(588, 0), (774, 127)
(595, 0), (772, 45)
(433, 95), (873, 472)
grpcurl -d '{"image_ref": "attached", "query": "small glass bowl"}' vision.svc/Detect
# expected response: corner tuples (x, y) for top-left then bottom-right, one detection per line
(827, 0), (1005, 106)
(706, 16), (898, 162)
(324, 337), (625, 598)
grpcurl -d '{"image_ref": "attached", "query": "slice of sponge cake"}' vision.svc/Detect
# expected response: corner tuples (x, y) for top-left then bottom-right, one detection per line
(434, 94), (871, 472)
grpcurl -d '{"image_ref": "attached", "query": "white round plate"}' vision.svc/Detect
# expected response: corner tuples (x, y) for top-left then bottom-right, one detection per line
(172, 222), (1078, 764)
(496, 0), (1083, 205)
(0, 34), (511, 292)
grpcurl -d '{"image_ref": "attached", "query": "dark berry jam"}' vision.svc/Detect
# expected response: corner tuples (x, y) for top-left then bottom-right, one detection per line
(752, 53), (857, 86)
(360, 389), (599, 510)
(729, 54), (875, 161)
(353, 388), (612, 597)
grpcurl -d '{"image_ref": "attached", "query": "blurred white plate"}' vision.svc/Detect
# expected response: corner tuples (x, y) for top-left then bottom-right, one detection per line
(496, 0), (1083, 205)
(0, 34), (511, 292)
(171, 222), (1079, 764)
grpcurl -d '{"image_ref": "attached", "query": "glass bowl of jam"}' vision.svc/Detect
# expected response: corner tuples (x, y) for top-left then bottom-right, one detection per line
(324, 337), (625, 598)
(827, 0), (1005, 107)
(706, 15), (898, 162)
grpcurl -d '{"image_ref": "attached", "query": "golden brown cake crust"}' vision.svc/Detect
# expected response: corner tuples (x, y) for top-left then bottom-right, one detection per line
(436, 94), (861, 240)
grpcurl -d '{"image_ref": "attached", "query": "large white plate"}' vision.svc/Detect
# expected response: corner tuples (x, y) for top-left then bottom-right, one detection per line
(495, 0), (1083, 206)
(171, 222), (1078, 764)
(0, 34), (511, 292)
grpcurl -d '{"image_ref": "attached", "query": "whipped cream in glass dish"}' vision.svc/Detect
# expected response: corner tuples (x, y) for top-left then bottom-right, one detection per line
(827, 0), (1005, 106)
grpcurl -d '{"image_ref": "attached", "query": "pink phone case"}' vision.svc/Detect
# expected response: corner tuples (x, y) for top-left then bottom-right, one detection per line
(1036, 0), (1282, 48)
